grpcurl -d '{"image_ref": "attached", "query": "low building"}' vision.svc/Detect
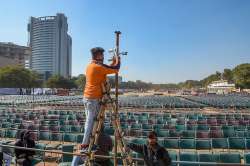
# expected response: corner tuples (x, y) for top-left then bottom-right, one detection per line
(207, 80), (235, 94)
(0, 42), (31, 68)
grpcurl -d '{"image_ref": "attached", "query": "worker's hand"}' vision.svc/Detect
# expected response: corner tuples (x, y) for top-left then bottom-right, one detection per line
(125, 146), (130, 153)
(110, 55), (120, 66)
(112, 56), (116, 64)
(28, 156), (33, 160)
(19, 154), (26, 158)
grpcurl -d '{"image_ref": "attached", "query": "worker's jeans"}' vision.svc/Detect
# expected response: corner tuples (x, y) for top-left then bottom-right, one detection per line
(71, 98), (100, 166)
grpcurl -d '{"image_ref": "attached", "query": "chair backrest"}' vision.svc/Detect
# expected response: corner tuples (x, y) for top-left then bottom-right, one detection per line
(199, 153), (219, 163)
(196, 139), (211, 150)
(39, 131), (50, 141)
(63, 133), (76, 142)
(212, 138), (228, 149)
(219, 153), (241, 163)
(162, 139), (179, 149)
(245, 153), (250, 164)
(180, 139), (195, 149)
(180, 152), (198, 163)
(61, 144), (74, 162)
(51, 132), (63, 141)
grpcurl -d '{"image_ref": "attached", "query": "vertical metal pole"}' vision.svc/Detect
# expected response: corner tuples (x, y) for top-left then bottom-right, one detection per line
(33, 88), (34, 109)
(114, 30), (121, 166)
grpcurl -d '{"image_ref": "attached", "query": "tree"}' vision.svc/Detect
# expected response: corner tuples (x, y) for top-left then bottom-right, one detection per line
(46, 75), (77, 89)
(75, 74), (86, 89)
(223, 69), (233, 82)
(0, 66), (41, 88)
(233, 63), (250, 89)
(180, 80), (202, 89)
(200, 71), (221, 87)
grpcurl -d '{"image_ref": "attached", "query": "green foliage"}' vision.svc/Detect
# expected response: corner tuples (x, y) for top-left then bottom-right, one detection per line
(46, 75), (77, 89)
(200, 71), (221, 87)
(0, 66), (42, 88)
(233, 63), (250, 89)
(119, 63), (249, 90)
(0, 63), (249, 90)
(75, 74), (86, 89)
(223, 69), (233, 82)
(180, 80), (202, 89)
(152, 83), (179, 90)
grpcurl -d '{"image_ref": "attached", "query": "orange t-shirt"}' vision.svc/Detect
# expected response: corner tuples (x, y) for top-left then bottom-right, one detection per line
(84, 60), (119, 99)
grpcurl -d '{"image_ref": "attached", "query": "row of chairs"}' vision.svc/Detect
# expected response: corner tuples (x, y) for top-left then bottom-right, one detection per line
(131, 137), (250, 150)
(3, 124), (250, 139)
(166, 151), (249, 165)
(185, 95), (250, 108)
(126, 129), (250, 139)
(119, 96), (204, 108)
(1, 94), (250, 108)
(0, 129), (83, 144)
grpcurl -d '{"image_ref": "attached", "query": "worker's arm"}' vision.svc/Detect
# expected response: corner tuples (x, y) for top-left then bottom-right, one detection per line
(159, 148), (172, 165)
(127, 143), (144, 154)
(101, 56), (121, 75)
(14, 141), (24, 158)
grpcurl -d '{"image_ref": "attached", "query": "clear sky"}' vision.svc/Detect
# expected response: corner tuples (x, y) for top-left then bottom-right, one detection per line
(0, 0), (249, 83)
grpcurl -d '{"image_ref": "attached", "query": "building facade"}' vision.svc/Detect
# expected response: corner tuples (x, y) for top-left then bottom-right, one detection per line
(0, 42), (31, 68)
(28, 13), (72, 79)
(207, 80), (235, 94)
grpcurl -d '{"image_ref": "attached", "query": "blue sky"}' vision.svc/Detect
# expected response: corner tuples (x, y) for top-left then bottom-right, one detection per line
(0, 0), (249, 83)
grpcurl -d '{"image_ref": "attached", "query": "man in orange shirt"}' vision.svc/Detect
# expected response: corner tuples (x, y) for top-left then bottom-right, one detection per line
(71, 47), (120, 166)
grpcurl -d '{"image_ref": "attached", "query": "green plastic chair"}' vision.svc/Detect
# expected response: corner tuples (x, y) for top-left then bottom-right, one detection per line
(51, 132), (63, 142)
(5, 130), (17, 138)
(130, 138), (147, 145)
(60, 126), (71, 132)
(176, 125), (185, 131)
(223, 129), (236, 137)
(179, 152), (198, 166)
(63, 133), (76, 142)
(180, 139), (195, 149)
(58, 144), (74, 166)
(162, 139), (179, 149)
(70, 126), (82, 133)
(228, 137), (245, 150)
(2, 122), (10, 128)
(39, 131), (50, 141)
(182, 130), (195, 138)
(199, 153), (219, 163)
(219, 153), (241, 163)
(244, 153), (250, 164)
(131, 124), (141, 130)
(31, 158), (42, 166)
(76, 134), (83, 144)
(34, 143), (46, 163)
(212, 138), (228, 149)
(196, 139), (211, 150)
(169, 151), (177, 166)
(142, 124), (153, 130)
(156, 130), (169, 137)
(197, 125), (209, 131)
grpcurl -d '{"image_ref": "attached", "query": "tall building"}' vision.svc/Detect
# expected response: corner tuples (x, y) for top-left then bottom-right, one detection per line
(0, 42), (31, 68)
(28, 13), (72, 79)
